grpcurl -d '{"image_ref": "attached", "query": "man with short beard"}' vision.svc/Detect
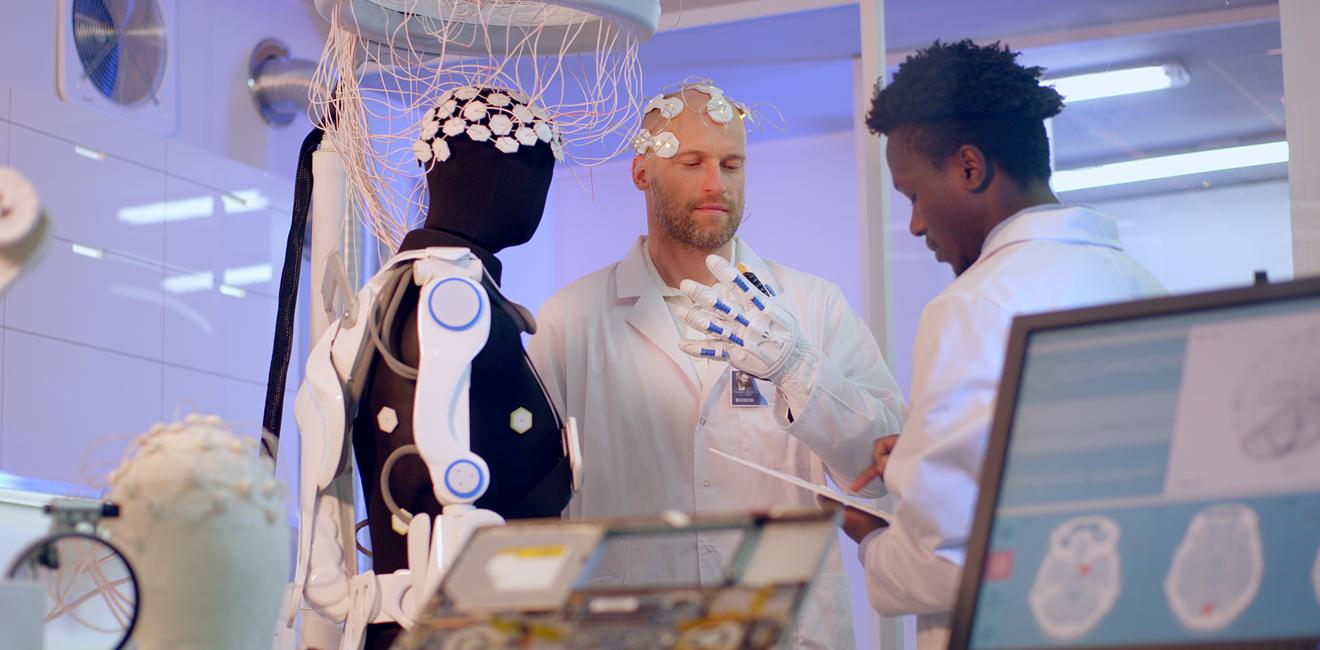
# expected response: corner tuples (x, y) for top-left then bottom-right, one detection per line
(529, 83), (904, 649)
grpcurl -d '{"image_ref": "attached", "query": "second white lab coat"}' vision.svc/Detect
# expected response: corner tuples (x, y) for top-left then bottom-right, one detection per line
(859, 204), (1167, 649)
(530, 236), (905, 649)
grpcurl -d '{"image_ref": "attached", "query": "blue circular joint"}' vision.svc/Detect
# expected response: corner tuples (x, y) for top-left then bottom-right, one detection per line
(428, 277), (484, 331)
(444, 459), (486, 500)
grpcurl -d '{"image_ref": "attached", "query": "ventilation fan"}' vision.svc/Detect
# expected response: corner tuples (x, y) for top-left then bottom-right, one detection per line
(57, 0), (178, 135)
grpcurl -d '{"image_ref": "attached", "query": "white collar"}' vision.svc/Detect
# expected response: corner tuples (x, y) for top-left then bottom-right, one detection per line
(640, 238), (738, 296)
(979, 203), (1123, 264)
(617, 235), (771, 300)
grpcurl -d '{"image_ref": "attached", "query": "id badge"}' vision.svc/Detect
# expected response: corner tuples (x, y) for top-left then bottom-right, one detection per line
(730, 370), (769, 407)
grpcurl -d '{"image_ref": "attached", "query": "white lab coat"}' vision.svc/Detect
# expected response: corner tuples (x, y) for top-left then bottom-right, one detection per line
(860, 204), (1167, 649)
(530, 236), (905, 649)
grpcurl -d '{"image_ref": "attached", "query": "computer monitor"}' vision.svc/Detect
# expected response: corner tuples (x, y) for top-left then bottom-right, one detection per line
(950, 276), (1320, 650)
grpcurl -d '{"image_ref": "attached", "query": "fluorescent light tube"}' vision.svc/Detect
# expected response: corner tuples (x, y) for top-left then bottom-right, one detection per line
(1053, 141), (1288, 192)
(74, 145), (106, 161)
(1048, 64), (1189, 103)
(222, 263), (273, 286)
(163, 272), (215, 294)
(219, 284), (247, 298)
(118, 196), (216, 225)
(71, 243), (104, 259)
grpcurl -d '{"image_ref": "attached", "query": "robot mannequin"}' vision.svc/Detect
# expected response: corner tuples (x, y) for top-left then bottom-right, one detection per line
(290, 87), (579, 649)
(355, 86), (574, 648)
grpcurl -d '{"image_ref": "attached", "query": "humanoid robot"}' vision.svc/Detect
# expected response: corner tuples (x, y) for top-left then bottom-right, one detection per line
(288, 87), (580, 650)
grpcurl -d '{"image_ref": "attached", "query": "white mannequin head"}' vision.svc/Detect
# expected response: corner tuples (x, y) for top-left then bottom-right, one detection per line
(105, 414), (290, 650)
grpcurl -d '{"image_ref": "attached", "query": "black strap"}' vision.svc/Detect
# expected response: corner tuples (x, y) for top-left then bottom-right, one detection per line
(261, 127), (325, 460)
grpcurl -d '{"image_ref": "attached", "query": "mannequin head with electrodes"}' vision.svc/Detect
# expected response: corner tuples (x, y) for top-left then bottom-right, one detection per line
(400, 87), (561, 282)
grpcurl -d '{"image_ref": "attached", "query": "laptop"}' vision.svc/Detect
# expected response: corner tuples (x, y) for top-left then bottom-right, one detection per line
(396, 509), (841, 649)
(950, 276), (1320, 650)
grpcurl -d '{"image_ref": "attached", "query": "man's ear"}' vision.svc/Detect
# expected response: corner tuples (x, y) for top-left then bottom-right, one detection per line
(631, 155), (649, 191)
(955, 144), (994, 193)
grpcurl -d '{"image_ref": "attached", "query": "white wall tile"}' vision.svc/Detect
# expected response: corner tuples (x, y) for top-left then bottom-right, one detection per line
(5, 240), (164, 360)
(162, 174), (287, 300)
(160, 259), (278, 382)
(8, 125), (166, 261)
(0, 330), (163, 487)
(160, 366), (265, 436)
(165, 140), (294, 215)
(0, 4), (322, 179)
(159, 147), (290, 384)
(0, 3), (57, 108)
(0, 0), (313, 518)
(1096, 180), (1293, 293)
(0, 111), (7, 321)
(9, 89), (167, 172)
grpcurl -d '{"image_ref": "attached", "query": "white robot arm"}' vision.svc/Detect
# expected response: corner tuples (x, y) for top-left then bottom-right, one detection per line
(411, 252), (506, 597)
(290, 247), (509, 649)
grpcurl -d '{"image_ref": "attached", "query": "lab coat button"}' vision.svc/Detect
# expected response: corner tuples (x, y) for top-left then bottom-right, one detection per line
(703, 480), (711, 487)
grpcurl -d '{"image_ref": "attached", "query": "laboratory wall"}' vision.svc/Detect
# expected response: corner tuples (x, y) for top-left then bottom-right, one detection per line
(520, 136), (1293, 395)
(513, 123), (1294, 649)
(509, 130), (866, 325)
(0, 0), (324, 505)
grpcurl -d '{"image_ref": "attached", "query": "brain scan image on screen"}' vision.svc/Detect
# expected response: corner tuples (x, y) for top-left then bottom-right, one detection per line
(1165, 504), (1264, 632)
(1233, 325), (1320, 461)
(1027, 516), (1122, 641)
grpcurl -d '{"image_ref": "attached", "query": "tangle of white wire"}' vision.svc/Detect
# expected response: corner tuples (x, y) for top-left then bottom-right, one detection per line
(44, 538), (135, 634)
(308, 0), (647, 251)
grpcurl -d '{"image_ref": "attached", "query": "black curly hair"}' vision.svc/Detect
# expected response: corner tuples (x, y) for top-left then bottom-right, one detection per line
(866, 39), (1064, 186)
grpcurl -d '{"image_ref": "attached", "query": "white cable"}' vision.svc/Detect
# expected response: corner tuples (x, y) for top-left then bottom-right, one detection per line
(308, 0), (648, 250)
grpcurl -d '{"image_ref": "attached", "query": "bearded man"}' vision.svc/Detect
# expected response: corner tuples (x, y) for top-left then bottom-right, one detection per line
(528, 82), (904, 649)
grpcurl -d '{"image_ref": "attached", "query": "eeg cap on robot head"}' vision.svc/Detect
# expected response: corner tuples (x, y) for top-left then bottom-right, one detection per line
(412, 86), (566, 166)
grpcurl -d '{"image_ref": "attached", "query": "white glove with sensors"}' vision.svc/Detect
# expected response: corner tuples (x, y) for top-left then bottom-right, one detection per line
(675, 256), (819, 410)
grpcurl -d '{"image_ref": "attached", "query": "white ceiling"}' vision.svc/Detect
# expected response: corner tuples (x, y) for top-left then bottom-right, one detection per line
(638, 0), (1286, 200)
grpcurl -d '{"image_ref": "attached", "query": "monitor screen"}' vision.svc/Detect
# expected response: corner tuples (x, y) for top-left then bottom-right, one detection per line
(968, 293), (1320, 648)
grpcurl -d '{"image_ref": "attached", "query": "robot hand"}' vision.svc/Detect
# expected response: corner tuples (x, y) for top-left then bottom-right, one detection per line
(675, 254), (816, 388)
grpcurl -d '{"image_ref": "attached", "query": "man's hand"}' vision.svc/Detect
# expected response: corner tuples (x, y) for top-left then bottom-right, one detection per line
(850, 434), (899, 492)
(674, 255), (811, 386)
(818, 496), (889, 543)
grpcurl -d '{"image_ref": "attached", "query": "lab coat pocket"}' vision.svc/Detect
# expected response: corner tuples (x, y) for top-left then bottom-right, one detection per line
(736, 379), (806, 472)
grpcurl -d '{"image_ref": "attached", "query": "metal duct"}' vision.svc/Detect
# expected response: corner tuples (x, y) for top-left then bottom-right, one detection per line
(248, 38), (317, 127)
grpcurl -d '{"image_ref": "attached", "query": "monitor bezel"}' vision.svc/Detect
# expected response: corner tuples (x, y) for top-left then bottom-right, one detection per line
(948, 275), (1320, 650)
